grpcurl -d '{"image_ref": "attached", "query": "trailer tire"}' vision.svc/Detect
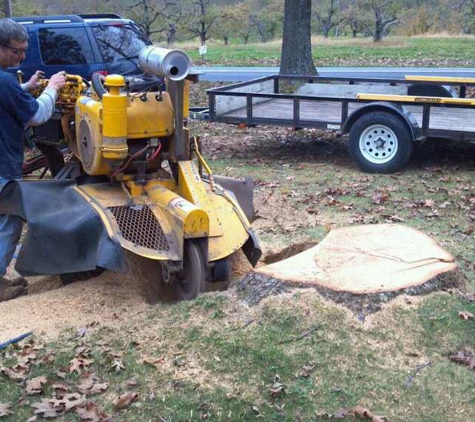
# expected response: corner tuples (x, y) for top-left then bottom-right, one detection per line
(349, 111), (413, 173)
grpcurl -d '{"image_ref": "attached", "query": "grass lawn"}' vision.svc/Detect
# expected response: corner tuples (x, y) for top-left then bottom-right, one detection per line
(180, 35), (475, 67)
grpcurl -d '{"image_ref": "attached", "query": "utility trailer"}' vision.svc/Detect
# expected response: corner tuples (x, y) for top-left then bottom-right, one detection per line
(207, 75), (475, 173)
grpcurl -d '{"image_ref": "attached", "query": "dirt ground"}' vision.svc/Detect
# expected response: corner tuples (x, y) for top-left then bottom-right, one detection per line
(1, 115), (473, 344)
(0, 149), (296, 344)
(0, 179), (300, 344)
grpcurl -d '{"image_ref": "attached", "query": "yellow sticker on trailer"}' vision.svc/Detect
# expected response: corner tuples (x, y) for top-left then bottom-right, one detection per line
(414, 97), (442, 103)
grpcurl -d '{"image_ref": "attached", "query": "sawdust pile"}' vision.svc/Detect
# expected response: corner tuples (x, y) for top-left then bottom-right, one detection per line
(0, 268), (151, 344)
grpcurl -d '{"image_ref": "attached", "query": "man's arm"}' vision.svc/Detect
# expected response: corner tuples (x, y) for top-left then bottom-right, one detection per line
(29, 87), (57, 126)
(28, 72), (66, 126)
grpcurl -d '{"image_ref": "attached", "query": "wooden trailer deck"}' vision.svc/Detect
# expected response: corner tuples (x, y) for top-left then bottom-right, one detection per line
(221, 98), (475, 132)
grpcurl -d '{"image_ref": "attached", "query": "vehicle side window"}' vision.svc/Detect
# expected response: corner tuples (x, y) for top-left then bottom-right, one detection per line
(38, 28), (94, 65)
(92, 24), (150, 64)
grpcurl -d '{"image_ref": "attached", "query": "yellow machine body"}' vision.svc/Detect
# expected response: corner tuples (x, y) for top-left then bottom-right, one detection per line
(32, 47), (260, 299)
(74, 160), (251, 264)
(74, 75), (175, 176)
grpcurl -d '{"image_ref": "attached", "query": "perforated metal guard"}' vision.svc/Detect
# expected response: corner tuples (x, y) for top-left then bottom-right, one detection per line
(109, 205), (170, 251)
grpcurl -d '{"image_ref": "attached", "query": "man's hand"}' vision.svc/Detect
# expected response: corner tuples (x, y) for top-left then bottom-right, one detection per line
(47, 71), (67, 91)
(25, 70), (45, 90)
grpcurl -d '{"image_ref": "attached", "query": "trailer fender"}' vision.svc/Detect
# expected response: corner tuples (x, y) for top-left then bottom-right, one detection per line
(342, 102), (421, 141)
(407, 84), (457, 98)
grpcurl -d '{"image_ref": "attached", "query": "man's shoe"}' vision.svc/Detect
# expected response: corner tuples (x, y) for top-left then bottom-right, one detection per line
(0, 275), (27, 287)
(0, 283), (26, 302)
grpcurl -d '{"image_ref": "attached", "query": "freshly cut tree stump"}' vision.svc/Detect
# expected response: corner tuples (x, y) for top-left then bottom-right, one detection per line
(240, 224), (461, 312)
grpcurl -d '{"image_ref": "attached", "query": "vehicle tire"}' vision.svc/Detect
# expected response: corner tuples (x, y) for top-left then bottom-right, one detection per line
(348, 111), (414, 173)
(172, 240), (207, 301)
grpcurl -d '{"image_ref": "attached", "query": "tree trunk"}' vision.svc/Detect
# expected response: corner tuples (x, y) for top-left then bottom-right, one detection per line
(224, 36), (229, 45)
(280, 0), (317, 75)
(373, 24), (383, 42)
(167, 24), (176, 46)
(4, 0), (12, 17)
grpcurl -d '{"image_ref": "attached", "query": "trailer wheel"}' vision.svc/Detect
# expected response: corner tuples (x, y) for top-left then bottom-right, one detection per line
(173, 241), (206, 301)
(349, 111), (413, 173)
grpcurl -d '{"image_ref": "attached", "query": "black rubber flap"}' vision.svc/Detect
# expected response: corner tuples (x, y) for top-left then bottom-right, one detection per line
(0, 179), (127, 276)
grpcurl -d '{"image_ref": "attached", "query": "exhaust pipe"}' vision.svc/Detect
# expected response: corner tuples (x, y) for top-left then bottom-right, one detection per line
(139, 46), (191, 81)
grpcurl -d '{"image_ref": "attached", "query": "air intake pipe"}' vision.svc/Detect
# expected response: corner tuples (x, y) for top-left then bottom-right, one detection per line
(139, 46), (191, 81)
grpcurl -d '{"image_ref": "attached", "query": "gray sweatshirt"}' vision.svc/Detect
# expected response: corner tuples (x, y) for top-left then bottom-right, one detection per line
(21, 83), (58, 126)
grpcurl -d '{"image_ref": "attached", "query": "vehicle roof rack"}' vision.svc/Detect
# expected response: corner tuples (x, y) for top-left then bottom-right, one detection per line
(78, 14), (123, 20)
(13, 15), (84, 24)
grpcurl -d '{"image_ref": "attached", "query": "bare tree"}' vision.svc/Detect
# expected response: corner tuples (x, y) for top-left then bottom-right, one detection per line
(457, 0), (475, 33)
(313, 0), (345, 38)
(280, 0), (316, 75)
(183, 0), (217, 45)
(126, 0), (181, 41)
(360, 0), (399, 42)
(3, 0), (12, 17)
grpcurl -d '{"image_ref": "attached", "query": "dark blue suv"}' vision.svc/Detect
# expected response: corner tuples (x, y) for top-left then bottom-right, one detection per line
(10, 13), (152, 80)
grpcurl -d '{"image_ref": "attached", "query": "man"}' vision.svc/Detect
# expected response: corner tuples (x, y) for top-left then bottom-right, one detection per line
(0, 18), (66, 302)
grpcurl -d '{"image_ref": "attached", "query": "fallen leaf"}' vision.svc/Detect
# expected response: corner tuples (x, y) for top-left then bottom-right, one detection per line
(26, 376), (48, 395)
(76, 328), (87, 338)
(422, 199), (435, 208)
(75, 401), (107, 422)
(0, 403), (13, 417)
(449, 350), (475, 370)
(110, 358), (125, 372)
(69, 357), (93, 374)
(372, 191), (390, 205)
(52, 383), (69, 399)
(333, 408), (348, 419)
(141, 358), (163, 369)
(251, 405), (260, 414)
(31, 399), (61, 418)
(463, 293), (475, 302)
(458, 311), (474, 320)
(351, 405), (388, 421)
(77, 373), (109, 395)
(351, 405), (373, 418)
(464, 226), (474, 235)
(269, 382), (285, 396)
(52, 393), (87, 412)
(299, 364), (317, 378)
(0, 368), (25, 382)
(113, 391), (138, 410)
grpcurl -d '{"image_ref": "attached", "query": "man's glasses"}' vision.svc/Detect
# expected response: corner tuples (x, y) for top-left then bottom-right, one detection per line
(1, 45), (28, 55)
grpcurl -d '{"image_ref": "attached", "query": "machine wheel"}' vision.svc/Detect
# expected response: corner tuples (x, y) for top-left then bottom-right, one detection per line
(173, 241), (207, 301)
(349, 111), (414, 173)
(60, 267), (105, 285)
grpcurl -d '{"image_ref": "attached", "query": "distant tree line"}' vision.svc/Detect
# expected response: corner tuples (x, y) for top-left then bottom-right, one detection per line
(3, 0), (475, 44)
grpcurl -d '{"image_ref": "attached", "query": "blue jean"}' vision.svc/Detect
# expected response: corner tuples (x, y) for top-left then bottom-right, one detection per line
(0, 178), (24, 276)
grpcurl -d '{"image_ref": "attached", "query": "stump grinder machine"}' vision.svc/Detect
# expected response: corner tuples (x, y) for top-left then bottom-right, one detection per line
(22, 46), (261, 300)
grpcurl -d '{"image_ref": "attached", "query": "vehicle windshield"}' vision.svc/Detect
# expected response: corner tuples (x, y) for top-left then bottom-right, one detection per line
(92, 23), (151, 64)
